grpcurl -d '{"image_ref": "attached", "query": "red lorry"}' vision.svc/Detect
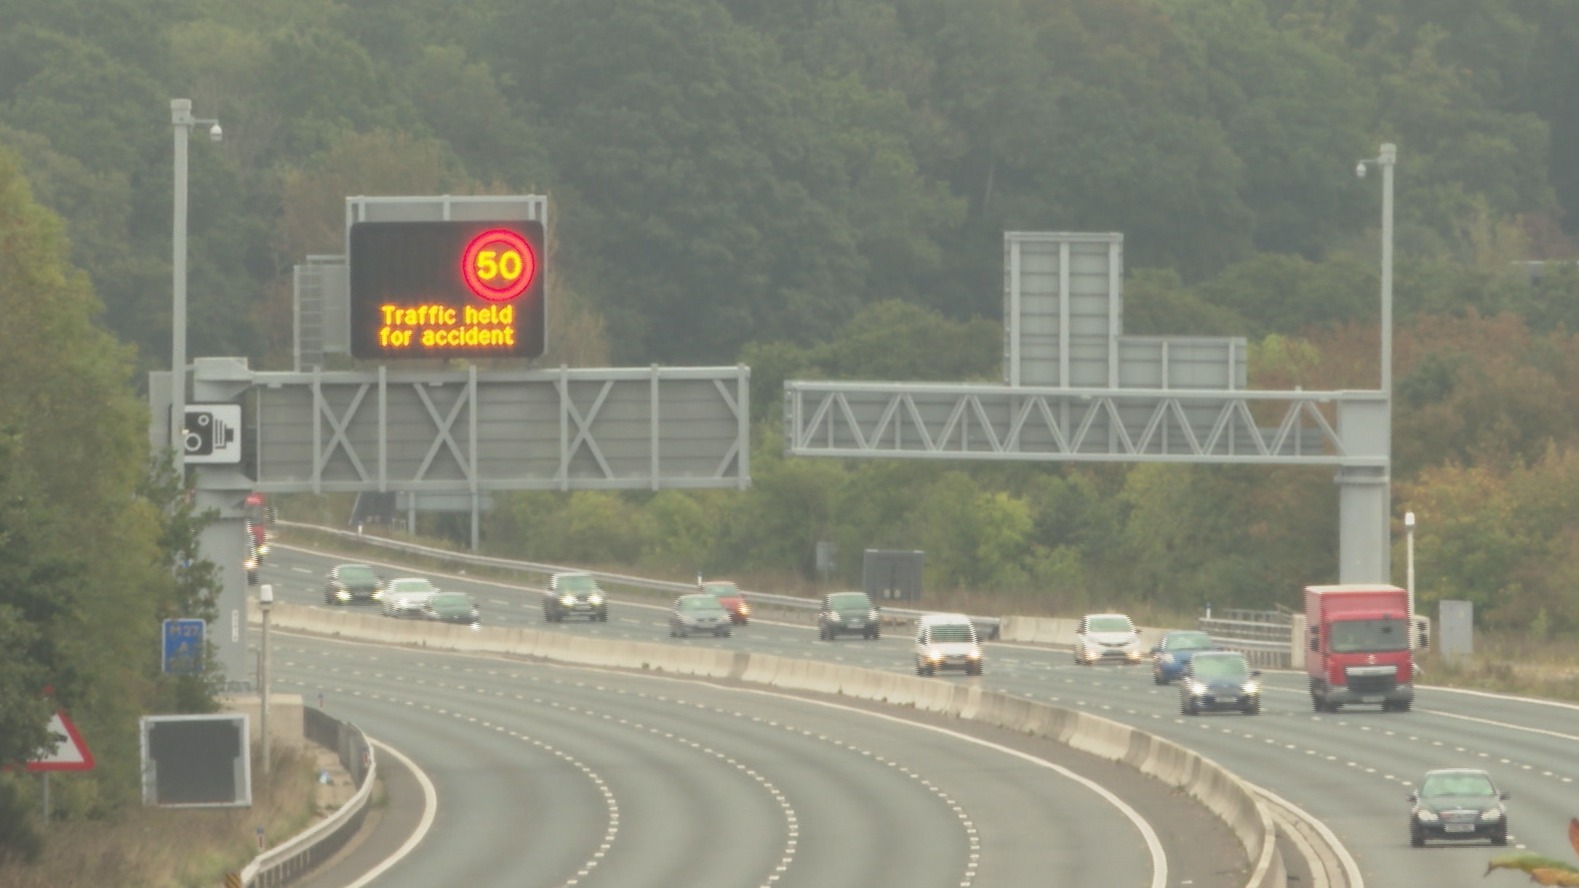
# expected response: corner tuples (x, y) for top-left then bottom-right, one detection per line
(1304, 583), (1416, 712)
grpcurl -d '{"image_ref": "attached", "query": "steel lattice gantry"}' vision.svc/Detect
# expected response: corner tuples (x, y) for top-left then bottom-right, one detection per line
(783, 381), (1384, 467)
(783, 380), (1392, 589)
(248, 364), (751, 493)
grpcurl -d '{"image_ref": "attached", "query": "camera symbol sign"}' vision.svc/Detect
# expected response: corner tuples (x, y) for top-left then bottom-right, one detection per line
(184, 404), (242, 464)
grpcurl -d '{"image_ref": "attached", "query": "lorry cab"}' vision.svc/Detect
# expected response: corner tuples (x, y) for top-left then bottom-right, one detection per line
(1304, 584), (1416, 712)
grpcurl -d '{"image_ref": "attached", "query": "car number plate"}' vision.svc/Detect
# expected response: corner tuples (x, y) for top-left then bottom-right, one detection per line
(1444, 823), (1475, 833)
(1360, 695), (1383, 703)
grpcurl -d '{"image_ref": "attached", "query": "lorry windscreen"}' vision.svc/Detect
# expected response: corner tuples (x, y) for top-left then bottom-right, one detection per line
(1330, 618), (1408, 653)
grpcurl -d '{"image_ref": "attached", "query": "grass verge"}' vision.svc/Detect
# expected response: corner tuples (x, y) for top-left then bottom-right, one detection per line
(0, 746), (330, 888)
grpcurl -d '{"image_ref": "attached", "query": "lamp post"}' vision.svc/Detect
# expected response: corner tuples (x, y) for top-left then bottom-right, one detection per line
(259, 584), (272, 775)
(1404, 511), (1416, 647)
(170, 99), (222, 475)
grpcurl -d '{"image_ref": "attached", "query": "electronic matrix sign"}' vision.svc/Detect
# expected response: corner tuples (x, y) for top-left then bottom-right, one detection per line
(349, 220), (545, 359)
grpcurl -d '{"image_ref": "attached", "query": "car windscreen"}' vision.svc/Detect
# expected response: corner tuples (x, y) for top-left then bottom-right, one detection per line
(557, 575), (597, 592)
(929, 624), (974, 643)
(339, 566), (378, 584)
(427, 594), (471, 609)
(829, 594), (870, 610)
(1329, 618), (1409, 653)
(1087, 616), (1133, 633)
(679, 596), (720, 611)
(1165, 632), (1213, 651)
(1422, 773), (1495, 798)
(702, 583), (739, 597)
(1191, 656), (1250, 679)
(388, 579), (435, 594)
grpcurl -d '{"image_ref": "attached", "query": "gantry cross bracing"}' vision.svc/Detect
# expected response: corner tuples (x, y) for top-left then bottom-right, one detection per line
(160, 360), (752, 494)
(784, 381), (1383, 466)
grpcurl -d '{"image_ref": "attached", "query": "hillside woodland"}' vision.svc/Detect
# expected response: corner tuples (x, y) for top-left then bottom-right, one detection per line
(3, 0), (1579, 856)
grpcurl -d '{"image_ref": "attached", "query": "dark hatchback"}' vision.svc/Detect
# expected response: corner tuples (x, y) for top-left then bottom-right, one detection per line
(544, 572), (609, 622)
(324, 563), (385, 606)
(1179, 651), (1261, 715)
(1409, 768), (1509, 847)
(817, 591), (880, 640)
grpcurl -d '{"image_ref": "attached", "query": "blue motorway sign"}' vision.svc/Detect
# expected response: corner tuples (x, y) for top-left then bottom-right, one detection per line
(162, 618), (206, 675)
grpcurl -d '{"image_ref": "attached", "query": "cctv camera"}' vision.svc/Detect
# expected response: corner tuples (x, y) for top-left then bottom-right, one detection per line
(209, 123), (223, 142)
(1355, 162), (1367, 179)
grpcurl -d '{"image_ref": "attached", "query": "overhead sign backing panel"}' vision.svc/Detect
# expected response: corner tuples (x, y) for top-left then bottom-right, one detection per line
(350, 220), (545, 360)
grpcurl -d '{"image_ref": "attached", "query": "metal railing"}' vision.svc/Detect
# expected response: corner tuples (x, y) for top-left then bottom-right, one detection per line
(1199, 609), (1294, 668)
(240, 709), (374, 887)
(278, 520), (1002, 639)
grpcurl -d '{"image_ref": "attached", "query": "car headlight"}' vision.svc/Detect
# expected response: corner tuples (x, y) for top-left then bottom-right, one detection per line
(1243, 681), (1260, 696)
(967, 651), (982, 660)
(1480, 808), (1504, 822)
(867, 609), (879, 621)
(257, 544), (270, 557)
(1160, 653), (1176, 664)
(738, 603), (751, 615)
(335, 590), (349, 600)
(1414, 808), (1439, 822)
(588, 593), (604, 605)
(1187, 680), (1207, 696)
(560, 594), (576, 606)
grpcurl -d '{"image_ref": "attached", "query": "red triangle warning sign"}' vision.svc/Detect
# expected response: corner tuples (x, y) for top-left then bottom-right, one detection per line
(27, 711), (95, 772)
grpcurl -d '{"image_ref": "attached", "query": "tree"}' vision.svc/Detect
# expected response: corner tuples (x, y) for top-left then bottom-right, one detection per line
(0, 146), (200, 821)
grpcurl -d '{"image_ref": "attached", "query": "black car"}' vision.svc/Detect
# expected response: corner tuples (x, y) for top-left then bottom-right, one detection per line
(1179, 651), (1261, 715)
(1409, 768), (1509, 847)
(544, 572), (609, 622)
(324, 563), (385, 606)
(817, 591), (880, 640)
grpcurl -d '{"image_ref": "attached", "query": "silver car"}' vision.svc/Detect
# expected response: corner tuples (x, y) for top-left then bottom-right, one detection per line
(382, 577), (440, 617)
(669, 593), (732, 638)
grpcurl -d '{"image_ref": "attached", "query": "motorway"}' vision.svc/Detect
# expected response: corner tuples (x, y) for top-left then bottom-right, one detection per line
(257, 543), (1579, 888)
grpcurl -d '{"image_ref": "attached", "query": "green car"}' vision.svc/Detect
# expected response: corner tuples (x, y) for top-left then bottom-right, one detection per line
(817, 591), (880, 640)
(421, 592), (480, 628)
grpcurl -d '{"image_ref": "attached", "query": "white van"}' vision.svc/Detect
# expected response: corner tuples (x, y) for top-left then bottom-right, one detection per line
(913, 613), (983, 676)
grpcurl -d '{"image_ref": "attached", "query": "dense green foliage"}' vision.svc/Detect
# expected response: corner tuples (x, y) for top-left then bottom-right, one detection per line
(6, 0), (1579, 844)
(0, 147), (221, 851)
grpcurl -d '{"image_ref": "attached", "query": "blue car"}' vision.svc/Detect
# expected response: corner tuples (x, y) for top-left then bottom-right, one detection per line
(1151, 629), (1217, 684)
